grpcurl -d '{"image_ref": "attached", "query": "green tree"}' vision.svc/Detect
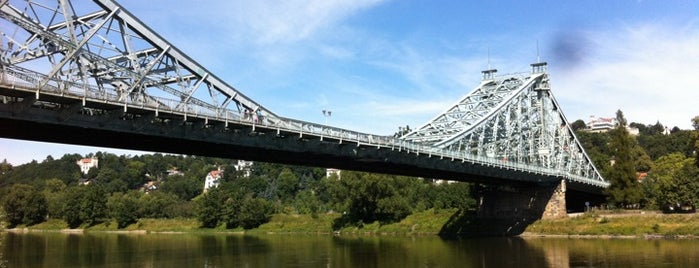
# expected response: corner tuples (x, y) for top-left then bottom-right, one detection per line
(43, 178), (67, 219)
(571, 119), (587, 131)
(238, 197), (275, 229)
(160, 174), (202, 200)
(125, 160), (147, 189)
(293, 189), (321, 215)
(333, 172), (412, 224)
(63, 187), (85, 228)
(433, 182), (477, 210)
(1, 184), (47, 227)
(195, 188), (225, 228)
(0, 159), (12, 175)
(276, 168), (299, 201)
(107, 191), (140, 228)
(138, 192), (179, 218)
(605, 110), (643, 208)
(80, 185), (107, 226)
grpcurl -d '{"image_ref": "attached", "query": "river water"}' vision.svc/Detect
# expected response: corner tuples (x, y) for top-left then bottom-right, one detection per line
(2, 232), (699, 267)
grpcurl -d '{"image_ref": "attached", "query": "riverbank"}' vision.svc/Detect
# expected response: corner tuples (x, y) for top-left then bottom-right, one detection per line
(2, 209), (460, 235)
(5, 210), (699, 238)
(525, 211), (699, 237)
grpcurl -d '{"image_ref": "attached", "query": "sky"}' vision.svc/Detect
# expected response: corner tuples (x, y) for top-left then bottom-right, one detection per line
(2, 0), (699, 165)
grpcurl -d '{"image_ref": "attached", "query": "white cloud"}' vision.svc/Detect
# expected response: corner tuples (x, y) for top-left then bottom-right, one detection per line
(234, 0), (387, 45)
(554, 22), (699, 129)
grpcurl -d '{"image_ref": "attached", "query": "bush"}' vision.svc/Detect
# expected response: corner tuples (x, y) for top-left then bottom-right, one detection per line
(238, 198), (275, 229)
(1, 184), (47, 227)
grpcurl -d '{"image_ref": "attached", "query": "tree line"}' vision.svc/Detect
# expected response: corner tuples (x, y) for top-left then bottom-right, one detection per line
(573, 112), (699, 209)
(0, 153), (475, 229)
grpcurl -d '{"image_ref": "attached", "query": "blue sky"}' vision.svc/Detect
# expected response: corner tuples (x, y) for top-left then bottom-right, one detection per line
(2, 0), (699, 165)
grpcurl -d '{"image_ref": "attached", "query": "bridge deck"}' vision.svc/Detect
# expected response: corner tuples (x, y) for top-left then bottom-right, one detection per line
(1, 77), (607, 193)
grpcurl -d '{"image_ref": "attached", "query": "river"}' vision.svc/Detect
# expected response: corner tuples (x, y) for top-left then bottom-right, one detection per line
(2, 232), (699, 267)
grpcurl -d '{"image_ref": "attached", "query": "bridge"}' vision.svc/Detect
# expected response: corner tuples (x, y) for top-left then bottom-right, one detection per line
(0, 0), (608, 233)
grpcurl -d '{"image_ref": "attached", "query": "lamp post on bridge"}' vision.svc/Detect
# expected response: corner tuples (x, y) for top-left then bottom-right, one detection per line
(322, 109), (332, 125)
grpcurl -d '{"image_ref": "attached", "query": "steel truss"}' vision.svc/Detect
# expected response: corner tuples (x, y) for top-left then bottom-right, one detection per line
(403, 63), (606, 184)
(0, 0), (276, 122)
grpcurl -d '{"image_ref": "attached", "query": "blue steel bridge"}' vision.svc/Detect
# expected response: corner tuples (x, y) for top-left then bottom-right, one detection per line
(0, 0), (608, 203)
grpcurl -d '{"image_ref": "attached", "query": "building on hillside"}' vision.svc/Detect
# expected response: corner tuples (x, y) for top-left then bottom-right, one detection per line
(204, 168), (223, 192)
(585, 115), (639, 135)
(142, 180), (159, 194)
(637, 172), (648, 182)
(432, 179), (456, 185)
(234, 160), (253, 177)
(76, 156), (99, 175)
(326, 168), (341, 179)
(586, 116), (617, 133)
(166, 167), (184, 177)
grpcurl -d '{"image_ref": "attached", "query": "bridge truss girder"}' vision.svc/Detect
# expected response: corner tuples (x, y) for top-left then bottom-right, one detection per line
(0, 0), (277, 123)
(403, 64), (607, 186)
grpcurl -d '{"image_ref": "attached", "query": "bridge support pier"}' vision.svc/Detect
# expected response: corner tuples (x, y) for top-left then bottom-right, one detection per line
(473, 180), (566, 236)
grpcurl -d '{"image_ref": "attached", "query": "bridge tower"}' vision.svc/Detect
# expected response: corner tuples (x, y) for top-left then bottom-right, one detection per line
(402, 62), (606, 234)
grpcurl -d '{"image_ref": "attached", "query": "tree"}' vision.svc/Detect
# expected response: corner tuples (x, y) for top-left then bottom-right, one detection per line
(237, 197), (275, 229)
(195, 188), (225, 228)
(294, 189), (321, 215)
(571, 119), (587, 131)
(644, 153), (699, 208)
(43, 178), (67, 219)
(276, 168), (299, 202)
(80, 185), (107, 226)
(138, 192), (178, 218)
(0, 159), (12, 175)
(604, 110), (643, 207)
(333, 172), (412, 224)
(125, 160), (147, 189)
(1, 184), (47, 227)
(107, 191), (140, 228)
(433, 182), (477, 210)
(63, 187), (85, 228)
(160, 174), (202, 200)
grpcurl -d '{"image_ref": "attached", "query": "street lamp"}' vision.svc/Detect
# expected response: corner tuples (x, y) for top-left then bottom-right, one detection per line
(322, 109), (332, 125)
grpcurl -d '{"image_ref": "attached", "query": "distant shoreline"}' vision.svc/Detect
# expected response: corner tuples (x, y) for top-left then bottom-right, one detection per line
(4, 210), (699, 238)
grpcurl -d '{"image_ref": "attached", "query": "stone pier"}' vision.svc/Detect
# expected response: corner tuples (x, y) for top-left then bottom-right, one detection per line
(472, 180), (567, 236)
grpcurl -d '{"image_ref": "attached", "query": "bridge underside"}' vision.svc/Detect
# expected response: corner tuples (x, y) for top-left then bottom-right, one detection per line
(0, 86), (603, 196)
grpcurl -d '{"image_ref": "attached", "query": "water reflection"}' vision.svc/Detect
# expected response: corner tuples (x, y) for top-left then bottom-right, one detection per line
(524, 237), (699, 267)
(2, 232), (699, 267)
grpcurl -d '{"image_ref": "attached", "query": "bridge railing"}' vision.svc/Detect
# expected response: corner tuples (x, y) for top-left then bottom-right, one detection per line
(0, 66), (607, 187)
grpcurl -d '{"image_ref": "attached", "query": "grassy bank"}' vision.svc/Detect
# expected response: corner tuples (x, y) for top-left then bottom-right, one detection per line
(5, 209), (460, 235)
(8, 210), (699, 237)
(252, 209), (459, 235)
(525, 211), (699, 237)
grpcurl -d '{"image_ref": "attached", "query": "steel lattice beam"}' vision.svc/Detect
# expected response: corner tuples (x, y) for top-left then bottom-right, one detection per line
(0, 0), (277, 122)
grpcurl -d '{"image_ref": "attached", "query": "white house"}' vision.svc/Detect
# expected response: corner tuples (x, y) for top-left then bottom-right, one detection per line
(203, 169), (223, 192)
(76, 156), (98, 175)
(586, 116), (617, 133)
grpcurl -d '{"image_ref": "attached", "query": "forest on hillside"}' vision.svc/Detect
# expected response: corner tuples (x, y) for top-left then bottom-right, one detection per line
(2, 112), (699, 229)
(0, 152), (474, 229)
